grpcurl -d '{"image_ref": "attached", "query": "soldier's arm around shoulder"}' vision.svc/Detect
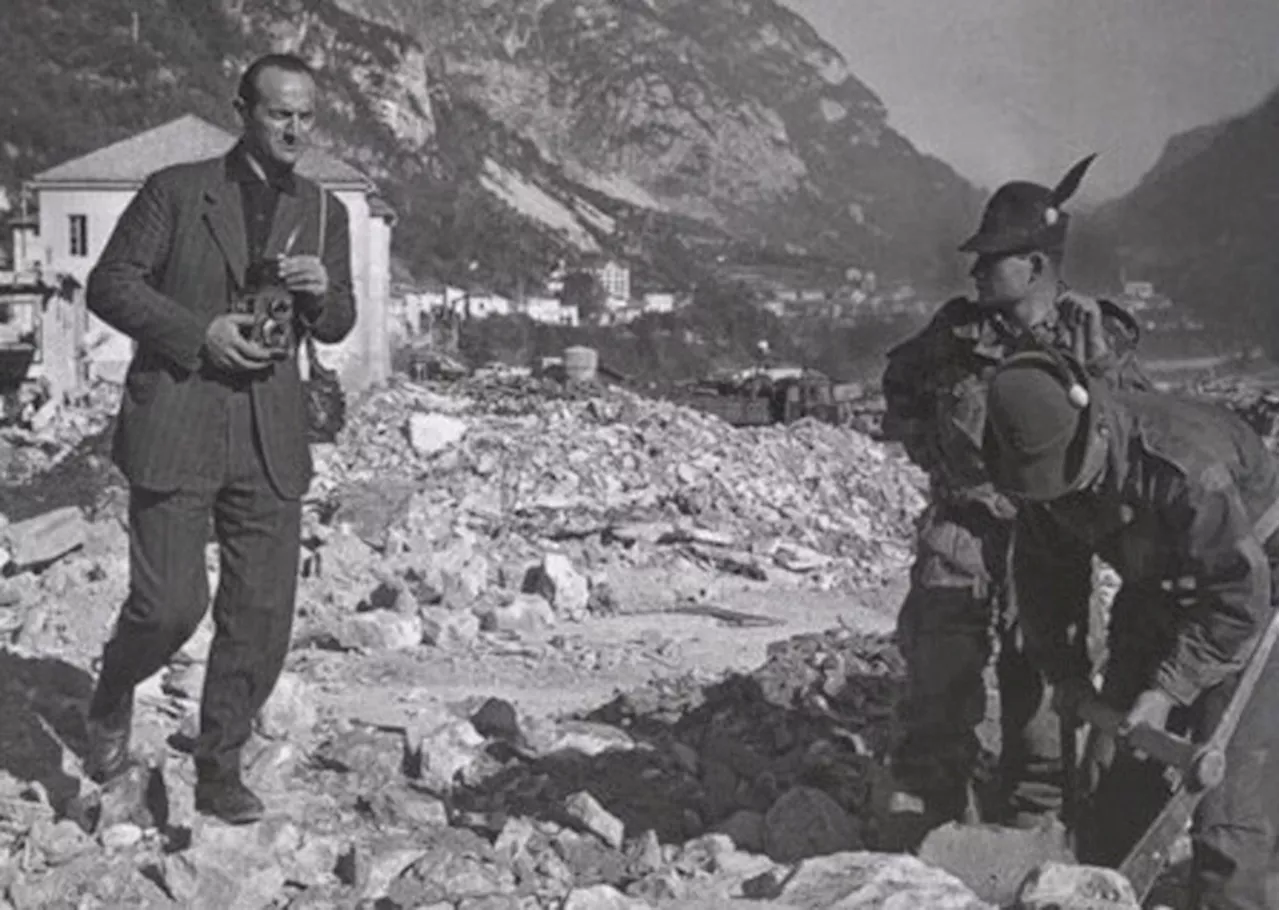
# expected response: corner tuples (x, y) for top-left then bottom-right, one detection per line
(881, 297), (971, 449)
(1090, 298), (1153, 390)
(1012, 506), (1094, 683)
(1151, 459), (1274, 706)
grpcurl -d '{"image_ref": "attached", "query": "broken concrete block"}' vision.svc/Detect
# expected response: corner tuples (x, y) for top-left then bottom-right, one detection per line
(523, 553), (589, 620)
(4, 507), (88, 570)
(563, 884), (654, 910)
(420, 607), (480, 648)
(256, 671), (318, 741)
(337, 611), (424, 652)
(565, 791), (626, 849)
(1015, 862), (1140, 910)
(763, 785), (860, 863)
(482, 593), (556, 634)
(406, 412), (467, 457)
(766, 851), (994, 909)
(921, 820), (1076, 907)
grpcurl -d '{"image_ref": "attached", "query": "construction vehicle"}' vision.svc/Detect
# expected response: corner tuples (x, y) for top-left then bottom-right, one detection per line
(679, 366), (876, 430)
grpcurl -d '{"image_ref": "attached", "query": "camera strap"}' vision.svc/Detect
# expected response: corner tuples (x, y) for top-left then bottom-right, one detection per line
(303, 186), (328, 372)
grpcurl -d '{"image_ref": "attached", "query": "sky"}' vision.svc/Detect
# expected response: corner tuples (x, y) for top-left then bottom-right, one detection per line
(782, 0), (1278, 203)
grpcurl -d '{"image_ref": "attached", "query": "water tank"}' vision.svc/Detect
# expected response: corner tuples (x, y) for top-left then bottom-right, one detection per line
(563, 346), (599, 383)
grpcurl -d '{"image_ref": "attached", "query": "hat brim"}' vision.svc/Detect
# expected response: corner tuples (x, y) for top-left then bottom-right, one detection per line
(958, 231), (1034, 255)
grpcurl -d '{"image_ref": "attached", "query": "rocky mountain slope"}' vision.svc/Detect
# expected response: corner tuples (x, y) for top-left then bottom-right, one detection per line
(0, 0), (981, 293)
(1093, 91), (1278, 352)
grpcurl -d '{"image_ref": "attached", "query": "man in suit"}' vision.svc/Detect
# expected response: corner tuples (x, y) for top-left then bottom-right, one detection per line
(84, 53), (356, 824)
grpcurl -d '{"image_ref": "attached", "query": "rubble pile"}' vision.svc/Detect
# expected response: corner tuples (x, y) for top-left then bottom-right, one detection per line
(0, 381), (121, 493)
(310, 374), (925, 599)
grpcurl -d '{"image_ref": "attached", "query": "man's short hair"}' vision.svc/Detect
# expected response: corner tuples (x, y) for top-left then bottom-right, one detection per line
(237, 54), (315, 108)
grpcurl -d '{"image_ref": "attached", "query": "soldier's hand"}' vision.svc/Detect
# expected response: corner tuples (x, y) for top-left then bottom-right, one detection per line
(278, 255), (329, 297)
(1083, 725), (1116, 792)
(1059, 291), (1108, 363)
(204, 314), (275, 373)
(1121, 688), (1176, 759)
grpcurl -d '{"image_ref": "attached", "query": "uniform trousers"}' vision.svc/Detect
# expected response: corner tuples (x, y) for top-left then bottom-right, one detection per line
(89, 388), (302, 777)
(893, 501), (1063, 821)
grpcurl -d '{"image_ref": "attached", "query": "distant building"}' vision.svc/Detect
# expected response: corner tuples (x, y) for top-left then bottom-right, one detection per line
(23, 115), (395, 391)
(595, 258), (631, 303)
(524, 296), (580, 326)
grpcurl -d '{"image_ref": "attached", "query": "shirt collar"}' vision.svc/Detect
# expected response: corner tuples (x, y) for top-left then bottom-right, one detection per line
(226, 142), (298, 195)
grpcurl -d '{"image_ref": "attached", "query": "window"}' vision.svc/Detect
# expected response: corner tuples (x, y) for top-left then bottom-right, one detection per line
(69, 215), (88, 257)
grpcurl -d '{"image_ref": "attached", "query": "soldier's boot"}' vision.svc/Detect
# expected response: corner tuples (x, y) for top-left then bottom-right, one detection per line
(195, 761), (264, 826)
(85, 687), (135, 785)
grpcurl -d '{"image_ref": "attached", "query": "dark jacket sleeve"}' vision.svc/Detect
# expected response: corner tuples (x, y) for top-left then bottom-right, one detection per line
(297, 188), (356, 344)
(1013, 507), (1094, 683)
(881, 300), (964, 470)
(1152, 465), (1273, 705)
(86, 174), (214, 372)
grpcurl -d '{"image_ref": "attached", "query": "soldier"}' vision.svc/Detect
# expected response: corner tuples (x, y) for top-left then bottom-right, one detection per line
(879, 155), (1150, 844)
(985, 350), (1277, 910)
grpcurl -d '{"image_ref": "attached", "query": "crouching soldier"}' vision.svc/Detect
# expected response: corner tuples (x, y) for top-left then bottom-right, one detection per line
(880, 155), (1150, 843)
(986, 350), (1278, 910)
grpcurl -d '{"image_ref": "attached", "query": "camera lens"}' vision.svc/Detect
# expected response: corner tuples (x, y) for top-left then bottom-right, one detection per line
(268, 297), (293, 319)
(261, 321), (288, 347)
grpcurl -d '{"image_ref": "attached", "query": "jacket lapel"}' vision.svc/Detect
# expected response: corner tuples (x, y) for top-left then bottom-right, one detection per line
(201, 170), (248, 289)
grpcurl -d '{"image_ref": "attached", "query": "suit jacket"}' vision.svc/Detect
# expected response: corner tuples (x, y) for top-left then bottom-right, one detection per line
(87, 151), (357, 499)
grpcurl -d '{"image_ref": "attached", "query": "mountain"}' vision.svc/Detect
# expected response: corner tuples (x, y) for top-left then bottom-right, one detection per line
(1094, 91), (1278, 352)
(0, 0), (981, 294)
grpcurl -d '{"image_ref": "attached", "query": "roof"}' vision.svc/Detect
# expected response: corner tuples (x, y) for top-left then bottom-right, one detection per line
(31, 115), (371, 189)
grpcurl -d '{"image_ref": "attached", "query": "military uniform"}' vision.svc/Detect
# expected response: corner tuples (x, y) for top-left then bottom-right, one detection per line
(989, 356), (1278, 910)
(882, 293), (1148, 821)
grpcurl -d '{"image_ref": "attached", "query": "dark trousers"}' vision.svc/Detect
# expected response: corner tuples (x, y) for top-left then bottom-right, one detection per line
(91, 391), (302, 776)
(893, 503), (1061, 820)
(1081, 590), (1279, 910)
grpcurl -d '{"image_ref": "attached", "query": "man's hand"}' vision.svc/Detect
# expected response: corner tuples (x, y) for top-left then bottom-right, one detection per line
(1120, 688), (1176, 759)
(204, 314), (275, 373)
(278, 255), (328, 297)
(1059, 290), (1108, 364)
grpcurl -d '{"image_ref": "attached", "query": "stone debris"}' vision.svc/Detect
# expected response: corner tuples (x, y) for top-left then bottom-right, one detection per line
(406, 411), (469, 456)
(761, 851), (997, 909)
(1, 506), (88, 572)
(565, 791), (627, 850)
(1015, 862), (1141, 910)
(763, 785), (861, 863)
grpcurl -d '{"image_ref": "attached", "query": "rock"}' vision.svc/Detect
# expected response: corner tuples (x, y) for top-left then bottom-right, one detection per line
(177, 615), (215, 663)
(523, 553), (590, 620)
(483, 593), (556, 634)
(714, 809), (766, 853)
(920, 820), (1076, 906)
(434, 544), (492, 604)
(28, 818), (93, 866)
(763, 785), (860, 863)
(494, 816), (538, 860)
(770, 851), (995, 909)
(772, 541), (833, 572)
(421, 607), (481, 648)
(626, 829), (664, 876)
(100, 822), (144, 850)
(3, 507), (88, 570)
(338, 611), (424, 651)
(256, 671), (318, 740)
(95, 763), (166, 832)
(471, 697), (522, 742)
(244, 740), (301, 791)
(407, 412), (468, 456)
(1015, 862), (1140, 910)
(562, 885), (654, 910)
(162, 662), (206, 700)
(406, 719), (486, 787)
(565, 791), (626, 849)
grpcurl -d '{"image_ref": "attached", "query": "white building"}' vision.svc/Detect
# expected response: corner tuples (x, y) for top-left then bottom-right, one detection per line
(595, 259), (631, 304)
(20, 115), (395, 392)
(524, 296), (580, 326)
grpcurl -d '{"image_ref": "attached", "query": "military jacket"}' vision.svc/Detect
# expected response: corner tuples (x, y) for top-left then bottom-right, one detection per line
(1014, 388), (1278, 705)
(882, 294), (1148, 512)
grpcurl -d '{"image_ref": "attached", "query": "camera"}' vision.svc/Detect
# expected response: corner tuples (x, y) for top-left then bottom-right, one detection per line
(231, 258), (296, 354)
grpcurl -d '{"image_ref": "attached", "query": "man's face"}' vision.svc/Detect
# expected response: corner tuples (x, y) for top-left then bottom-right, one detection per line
(970, 251), (1035, 307)
(238, 67), (316, 169)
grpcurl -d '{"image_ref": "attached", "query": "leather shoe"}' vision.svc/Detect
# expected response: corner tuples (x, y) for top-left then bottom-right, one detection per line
(195, 773), (265, 825)
(85, 693), (134, 784)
